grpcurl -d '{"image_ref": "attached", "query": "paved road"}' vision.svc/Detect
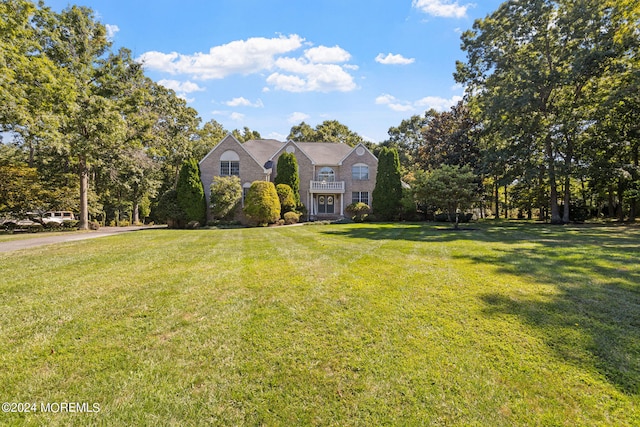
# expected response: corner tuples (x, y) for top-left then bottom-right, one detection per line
(0, 226), (163, 253)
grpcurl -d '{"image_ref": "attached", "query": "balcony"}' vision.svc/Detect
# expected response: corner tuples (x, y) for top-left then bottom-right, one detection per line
(310, 180), (345, 193)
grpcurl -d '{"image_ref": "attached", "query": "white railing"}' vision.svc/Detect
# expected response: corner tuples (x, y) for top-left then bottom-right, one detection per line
(310, 180), (345, 192)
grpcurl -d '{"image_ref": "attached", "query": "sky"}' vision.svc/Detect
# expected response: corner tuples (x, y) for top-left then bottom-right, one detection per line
(44, 0), (505, 143)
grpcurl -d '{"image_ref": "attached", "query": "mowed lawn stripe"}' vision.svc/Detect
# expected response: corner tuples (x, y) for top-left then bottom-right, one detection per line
(0, 223), (638, 426)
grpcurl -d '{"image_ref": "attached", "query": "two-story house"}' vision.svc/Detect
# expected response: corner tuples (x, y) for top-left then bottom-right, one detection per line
(199, 134), (378, 221)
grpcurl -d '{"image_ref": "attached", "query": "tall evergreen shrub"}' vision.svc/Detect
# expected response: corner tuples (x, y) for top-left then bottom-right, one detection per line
(176, 158), (206, 224)
(274, 152), (301, 207)
(372, 147), (403, 220)
(244, 181), (281, 226)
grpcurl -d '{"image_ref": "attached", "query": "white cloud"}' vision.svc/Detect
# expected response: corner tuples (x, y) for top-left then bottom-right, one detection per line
(158, 79), (205, 93)
(268, 57), (356, 92)
(138, 34), (305, 79)
(139, 35), (358, 93)
(225, 97), (264, 108)
(376, 93), (462, 112)
(375, 53), (415, 65)
(288, 112), (310, 124)
(230, 112), (245, 121)
(304, 45), (351, 63)
(412, 0), (469, 18)
(415, 95), (463, 110)
(105, 24), (119, 41)
(375, 94), (414, 112)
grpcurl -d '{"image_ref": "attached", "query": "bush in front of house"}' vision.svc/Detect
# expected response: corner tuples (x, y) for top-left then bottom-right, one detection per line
(283, 211), (300, 225)
(176, 158), (206, 225)
(345, 202), (371, 222)
(276, 184), (296, 214)
(156, 189), (187, 228)
(210, 175), (242, 220)
(243, 181), (281, 226)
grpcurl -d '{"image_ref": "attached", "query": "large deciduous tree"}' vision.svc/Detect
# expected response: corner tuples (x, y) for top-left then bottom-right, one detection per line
(455, 0), (630, 224)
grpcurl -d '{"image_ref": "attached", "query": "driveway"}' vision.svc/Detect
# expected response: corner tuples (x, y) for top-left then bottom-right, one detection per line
(0, 226), (163, 253)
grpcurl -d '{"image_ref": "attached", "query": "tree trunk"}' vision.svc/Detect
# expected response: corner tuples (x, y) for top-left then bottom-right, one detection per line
(545, 136), (562, 224)
(494, 177), (500, 219)
(78, 156), (89, 230)
(503, 185), (508, 219)
(133, 202), (140, 225)
(618, 179), (625, 222)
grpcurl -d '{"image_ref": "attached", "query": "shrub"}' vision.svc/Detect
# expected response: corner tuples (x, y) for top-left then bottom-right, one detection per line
(276, 184), (296, 214)
(243, 181), (281, 226)
(345, 202), (371, 222)
(274, 152), (301, 208)
(176, 159), (206, 224)
(372, 147), (403, 220)
(156, 189), (186, 229)
(210, 176), (242, 220)
(283, 211), (300, 225)
(89, 220), (100, 230)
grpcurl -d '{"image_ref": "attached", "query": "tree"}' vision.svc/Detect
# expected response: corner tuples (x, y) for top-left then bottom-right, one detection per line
(276, 184), (296, 214)
(274, 152), (301, 208)
(232, 127), (261, 143)
(288, 120), (365, 147)
(176, 159), (206, 225)
(380, 114), (429, 173)
(372, 147), (403, 220)
(210, 175), (242, 221)
(417, 102), (481, 173)
(413, 165), (477, 229)
(456, 0), (628, 224)
(243, 181), (281, 226)
(156, 189), (185, 229)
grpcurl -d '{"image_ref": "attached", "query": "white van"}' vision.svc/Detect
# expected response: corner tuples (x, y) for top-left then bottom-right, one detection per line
(42, 211), (76, 224)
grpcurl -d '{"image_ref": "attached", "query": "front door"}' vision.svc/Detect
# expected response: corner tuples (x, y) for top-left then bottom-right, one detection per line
(317, 195), (335, 214)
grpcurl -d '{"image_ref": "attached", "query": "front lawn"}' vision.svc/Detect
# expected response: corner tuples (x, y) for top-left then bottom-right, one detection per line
(0, 223), (638, 425)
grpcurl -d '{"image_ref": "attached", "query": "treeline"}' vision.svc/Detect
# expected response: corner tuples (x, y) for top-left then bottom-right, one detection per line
(2, 0), (639, 227)
(0, 0), (261, 228)
(387, 0), (639, 224)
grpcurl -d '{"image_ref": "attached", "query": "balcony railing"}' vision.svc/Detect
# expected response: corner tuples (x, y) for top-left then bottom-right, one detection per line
(310, 180), (345, 193)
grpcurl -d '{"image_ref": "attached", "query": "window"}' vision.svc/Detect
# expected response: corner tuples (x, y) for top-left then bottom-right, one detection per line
(317, 167), (335, 182)
(220, 150), (240, 176)
(352, 163), (369, 180)
(352, 192), (369, 205)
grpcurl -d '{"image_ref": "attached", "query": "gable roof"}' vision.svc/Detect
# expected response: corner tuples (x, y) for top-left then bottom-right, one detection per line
(242, 139), (285, 167)
(295, 142), (353, 165)
(200, 136), (377, 168)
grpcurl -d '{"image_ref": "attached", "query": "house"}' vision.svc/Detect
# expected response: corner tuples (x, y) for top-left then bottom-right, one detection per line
(199, 134), (378, 220)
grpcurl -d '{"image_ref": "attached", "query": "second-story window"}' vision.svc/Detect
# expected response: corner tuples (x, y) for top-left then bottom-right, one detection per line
(317, 167), (335, 182)
(220, 150), (240, 176)
(352, 163), (369, 180)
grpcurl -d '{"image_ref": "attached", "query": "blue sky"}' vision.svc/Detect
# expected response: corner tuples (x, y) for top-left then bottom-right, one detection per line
(45, 0), (504, 143)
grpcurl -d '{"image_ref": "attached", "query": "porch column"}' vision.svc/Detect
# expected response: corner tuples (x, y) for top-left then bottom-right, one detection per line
(340, 194), (344, 217)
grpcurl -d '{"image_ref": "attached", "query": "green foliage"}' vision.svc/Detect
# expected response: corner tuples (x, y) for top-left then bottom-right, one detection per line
(283, 211), (300, 225)
(210, 175), (242, 220)
(176, 159), (206, 225)
(288, 120), (365, 147)
(412, 165), (477, 228)
(275, 184), (296, 214)
(345, 202), (371, 222)
(274, 153), (301, 207)
(243, 181), (281, 226)
(372, 147), (403, 220)
(156, 189), (186, 228)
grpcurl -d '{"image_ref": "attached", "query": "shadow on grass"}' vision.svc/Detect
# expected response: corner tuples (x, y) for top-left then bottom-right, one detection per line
(322, 223), (640, 395)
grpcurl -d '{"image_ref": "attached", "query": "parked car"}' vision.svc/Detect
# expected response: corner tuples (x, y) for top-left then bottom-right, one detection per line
(41, 211), (76, 224)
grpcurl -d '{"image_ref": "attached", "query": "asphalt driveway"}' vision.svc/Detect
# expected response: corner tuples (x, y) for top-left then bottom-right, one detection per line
(0, 226), (162, 253)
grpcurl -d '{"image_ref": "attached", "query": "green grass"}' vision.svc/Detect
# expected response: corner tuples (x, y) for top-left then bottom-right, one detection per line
(1, 222), (638, 426)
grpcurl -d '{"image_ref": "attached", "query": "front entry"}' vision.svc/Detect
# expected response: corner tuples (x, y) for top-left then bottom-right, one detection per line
(317, 195), (335, 214)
